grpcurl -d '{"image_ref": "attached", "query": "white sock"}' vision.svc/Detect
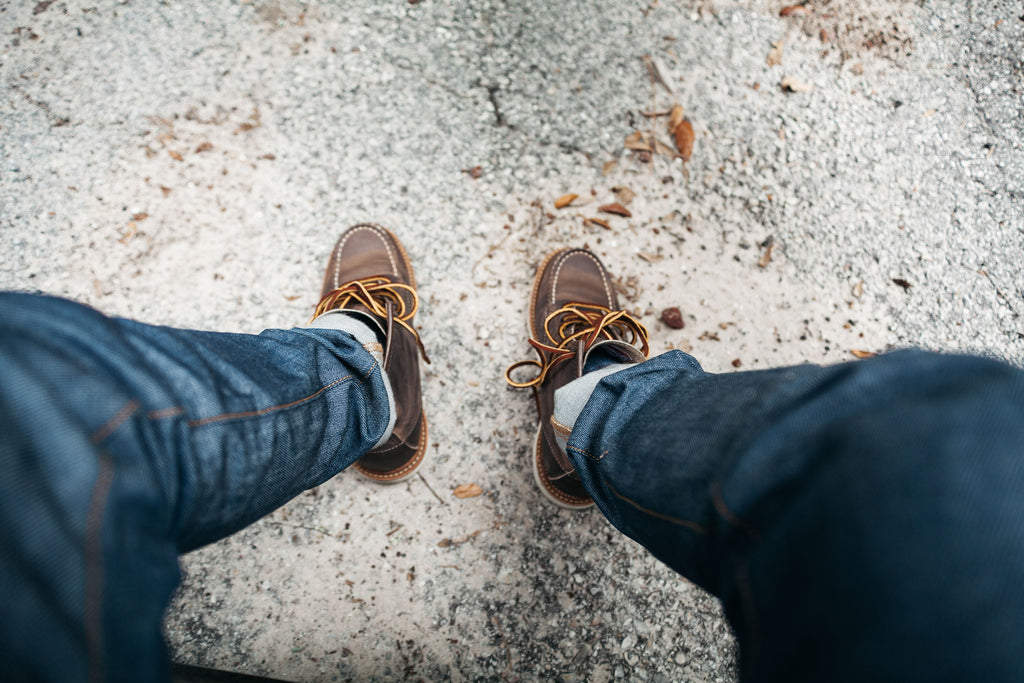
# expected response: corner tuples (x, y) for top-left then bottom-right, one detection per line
(308, 310), (396, 449)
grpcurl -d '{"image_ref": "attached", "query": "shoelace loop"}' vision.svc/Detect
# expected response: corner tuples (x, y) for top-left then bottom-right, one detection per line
(505, 303), (648, 388)
(312, 276), (430, 364)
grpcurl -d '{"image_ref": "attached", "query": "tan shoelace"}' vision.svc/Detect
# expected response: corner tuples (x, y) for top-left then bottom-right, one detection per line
(505, 302), (649, 388)
(312, 276), (430, 364)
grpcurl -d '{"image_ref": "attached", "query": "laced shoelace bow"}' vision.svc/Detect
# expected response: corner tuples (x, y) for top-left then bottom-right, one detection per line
(505, 303), (649, 388)
(312, 276), (430, 365)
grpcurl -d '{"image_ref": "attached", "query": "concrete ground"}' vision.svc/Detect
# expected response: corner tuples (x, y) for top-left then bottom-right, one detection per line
(2, 0), (1021, 680)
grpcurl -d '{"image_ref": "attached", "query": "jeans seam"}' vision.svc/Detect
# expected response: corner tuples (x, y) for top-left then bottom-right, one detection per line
(710, 480), (759, 540)
(90, 400), (140, 445)
(602, 477), (710, 534)
(567, 444), (606, 462)
(84, 452), (115, 683)
(184, 361), (378, 428)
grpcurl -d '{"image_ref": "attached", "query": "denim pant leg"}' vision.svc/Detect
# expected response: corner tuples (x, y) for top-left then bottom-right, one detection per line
(0, 293), (391, 682)
(567, 349), (1024, 682)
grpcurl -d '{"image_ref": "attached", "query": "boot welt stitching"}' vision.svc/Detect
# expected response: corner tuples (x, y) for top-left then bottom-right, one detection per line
(333, 224), (400, 290)
(357, 414), (427, 479)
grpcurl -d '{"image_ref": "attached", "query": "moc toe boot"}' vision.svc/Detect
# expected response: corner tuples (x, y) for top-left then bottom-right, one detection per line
(316, 223), (429, 483)
(512, 248), (648, 509)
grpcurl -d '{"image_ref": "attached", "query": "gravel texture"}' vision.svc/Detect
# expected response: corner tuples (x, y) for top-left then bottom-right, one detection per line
(2, 0), (1022, 681)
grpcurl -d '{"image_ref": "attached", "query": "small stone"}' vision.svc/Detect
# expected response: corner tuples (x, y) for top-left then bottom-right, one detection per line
(621, 634), (635, 649)
(674, 652), (687, 665)
(660, 307), (685, 329)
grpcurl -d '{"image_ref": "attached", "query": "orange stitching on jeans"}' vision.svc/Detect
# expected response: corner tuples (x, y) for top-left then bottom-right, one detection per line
(711, 480), (758, 539)
(84, 452), (114, 683)
(567, 445), (605, 462)
(90, 400), (139, 445)
(186, 375), (353, 427)
(604, 479), (710, 533)
(147, 407), (184, 420)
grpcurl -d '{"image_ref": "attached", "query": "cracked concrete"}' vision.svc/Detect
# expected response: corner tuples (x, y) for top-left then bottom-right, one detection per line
(2, 0), (1022, 681)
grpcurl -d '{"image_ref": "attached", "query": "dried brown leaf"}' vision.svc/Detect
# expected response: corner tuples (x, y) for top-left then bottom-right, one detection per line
(131, 212), (149, 221)
(167, 150), (183, 161)
(599, 203), (632, 217)
(159, 186), (172, 197)
(453, 483), (483, 499)
(195, 141), (213, 153)
(637, 252), (663, 263)
(585, 217), (613, 230)
(852, 279), (864, 298)
(758, 243), (774, 268)
(892, 278), (912, 290)
(668, 104), (685, 134)
(612, 186), (635, 205)
(851, 349), (876, 359)
(235, 122), (257, 133)
(767, 40), (785, 67)
(781, 76), (813, 93)
(624, 131), (651, 151)
(674, 119), (695, 161)
(554, 194), (578, 209)
(653, 138), (678, 158)
(119, 222), (138, 245)
(602, 159), (618, 176)
(779, 5), (811, 16)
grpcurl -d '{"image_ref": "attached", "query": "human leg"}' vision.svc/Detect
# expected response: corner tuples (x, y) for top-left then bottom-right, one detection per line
(0, 224), (429, 681)
(564, 349), (1024, 681)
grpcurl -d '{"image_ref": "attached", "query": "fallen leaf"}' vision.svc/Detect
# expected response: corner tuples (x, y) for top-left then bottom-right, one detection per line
(852, 279), (863, 298)
(653, 138), (678, 158)
(851, 349), (877, 359)
(779, 5), (811, 16)
(637, 252), (663, 263)
(624, 130), (651, 151)
(235, 122), (257, 133)
(119, 222), (138, 245)
(758, 243), (774, 267)
(584, 217), (613, 230)
(195, 141), (213, 153)
(612, 186), (635, 205)
(438, 530), (482, 547)
(554, 193), (578, 209)
(260, 153), (277, 160)
(668, 104), (685, 134)
(641, 54), (673, 94)
(781, 76), (813, 93)
(131, 212), (149, 221)
(159, 186), (172, 197)
(892, 278), (912, 290)
(599, 202), (632, 217)
(167, 150), (183, 161)
(767, 40), (785, 66)
(661, 307), (685, 329)
(674, 120), (695, 160)
(602, 160), (618, 176)
(453, 483), (483, 499)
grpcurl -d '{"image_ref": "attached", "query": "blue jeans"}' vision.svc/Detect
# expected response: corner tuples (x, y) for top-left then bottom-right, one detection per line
(4, 293), (1024, 681)
(568, 350), (1024, 682)
(0, 293), (391, 682)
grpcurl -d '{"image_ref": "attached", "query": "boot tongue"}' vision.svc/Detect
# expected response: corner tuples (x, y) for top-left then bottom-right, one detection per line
(581, 338), (646, 370)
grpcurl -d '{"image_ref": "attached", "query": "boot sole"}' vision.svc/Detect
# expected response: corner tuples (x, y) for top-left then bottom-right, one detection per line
(354, 410), (428, 484)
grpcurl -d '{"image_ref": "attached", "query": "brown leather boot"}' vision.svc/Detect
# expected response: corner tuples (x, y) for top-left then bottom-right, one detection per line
(312, 224), (430, 483)
(506, 248), (649, 509)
